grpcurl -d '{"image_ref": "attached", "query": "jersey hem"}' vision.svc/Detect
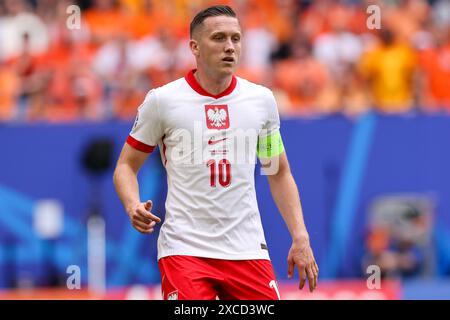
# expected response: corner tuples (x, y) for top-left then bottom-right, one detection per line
(157, 251), (271, 262)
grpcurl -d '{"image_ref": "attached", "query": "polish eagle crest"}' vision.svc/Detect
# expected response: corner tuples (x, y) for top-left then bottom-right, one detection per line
(207, 107), (228, 128)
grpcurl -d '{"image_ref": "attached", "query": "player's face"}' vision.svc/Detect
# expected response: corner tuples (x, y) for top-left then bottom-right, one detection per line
(191, 15), (242, 77)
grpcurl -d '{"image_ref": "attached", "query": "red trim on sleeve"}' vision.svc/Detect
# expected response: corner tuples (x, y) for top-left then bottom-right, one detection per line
(185, 69), (237, 99)
(126, 135), (156, 153)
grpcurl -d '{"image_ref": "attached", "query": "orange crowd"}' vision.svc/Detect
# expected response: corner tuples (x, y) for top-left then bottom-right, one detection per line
(0, 0), (449, 122)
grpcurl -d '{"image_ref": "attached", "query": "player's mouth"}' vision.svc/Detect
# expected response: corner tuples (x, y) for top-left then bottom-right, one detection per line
(222, 57), (235, 63)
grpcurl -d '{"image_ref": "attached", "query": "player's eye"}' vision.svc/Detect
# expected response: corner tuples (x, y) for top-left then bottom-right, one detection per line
(232, 36), (240, 42)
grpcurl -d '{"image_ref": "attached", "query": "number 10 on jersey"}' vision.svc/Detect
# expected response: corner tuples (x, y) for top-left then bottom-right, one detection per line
(207, 159), (231, 187)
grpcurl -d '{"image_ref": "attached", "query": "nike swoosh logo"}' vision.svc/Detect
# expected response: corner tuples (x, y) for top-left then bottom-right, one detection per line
(208, 137), (228, 145)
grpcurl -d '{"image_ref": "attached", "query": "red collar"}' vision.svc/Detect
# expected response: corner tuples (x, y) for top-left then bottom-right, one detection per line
(185, 69), (237, 99)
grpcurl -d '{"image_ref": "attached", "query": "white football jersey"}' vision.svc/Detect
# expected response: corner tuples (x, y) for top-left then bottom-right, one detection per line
(127, 69), (281, 261)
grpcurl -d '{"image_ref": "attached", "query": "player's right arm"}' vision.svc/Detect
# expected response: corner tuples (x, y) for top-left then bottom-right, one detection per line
(113, 143), (161, 234)
(114, 89), (163, 233)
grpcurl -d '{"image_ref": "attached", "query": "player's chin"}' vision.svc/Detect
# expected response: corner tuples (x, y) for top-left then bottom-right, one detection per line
(218, 62), (236, 75)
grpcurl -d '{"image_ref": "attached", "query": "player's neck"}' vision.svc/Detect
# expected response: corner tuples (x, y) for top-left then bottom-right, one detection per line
(194, 69), (233, 96)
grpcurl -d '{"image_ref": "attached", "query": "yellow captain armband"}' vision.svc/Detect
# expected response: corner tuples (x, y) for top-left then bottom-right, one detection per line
(257, 130), (285, 159)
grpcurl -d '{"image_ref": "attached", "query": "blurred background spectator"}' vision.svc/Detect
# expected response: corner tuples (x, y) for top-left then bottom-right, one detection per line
(362, 195), (434, 280)
(0, 0), (449, 123)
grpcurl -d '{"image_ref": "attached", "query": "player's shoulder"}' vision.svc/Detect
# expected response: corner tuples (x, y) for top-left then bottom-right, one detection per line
(236, 76), (274, 100)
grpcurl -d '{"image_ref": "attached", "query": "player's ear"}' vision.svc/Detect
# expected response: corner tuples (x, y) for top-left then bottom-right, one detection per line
(189, 39), (200, 57)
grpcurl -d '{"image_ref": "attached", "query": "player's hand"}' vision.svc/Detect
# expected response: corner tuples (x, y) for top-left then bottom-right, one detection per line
(127, 200), (161, 234)
(287, 237), (319, 292)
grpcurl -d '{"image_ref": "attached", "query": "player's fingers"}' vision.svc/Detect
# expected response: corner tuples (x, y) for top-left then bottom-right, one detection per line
(298, 266), (307, 290)
(133, 219), (152, 230)
(134, 215), (157, 228)
(136, 226), (154, 234)
(132, 213), (151, 224)
(313, 261), (319, 286)
(287, 258), (295, 279)
(145, 200), (153, 211)
(136, 207), (161, 223)
(313, 262), (319, 287)
(132, 220), (154, 234)
(314, 261), (319, 276)
(306, 265), (316, 292)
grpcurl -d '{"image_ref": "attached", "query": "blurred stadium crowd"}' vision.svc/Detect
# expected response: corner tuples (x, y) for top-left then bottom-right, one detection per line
(0, 0), (449, 122)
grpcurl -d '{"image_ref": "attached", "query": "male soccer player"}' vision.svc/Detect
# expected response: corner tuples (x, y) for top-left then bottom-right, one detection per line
(113, 5), (318, 300)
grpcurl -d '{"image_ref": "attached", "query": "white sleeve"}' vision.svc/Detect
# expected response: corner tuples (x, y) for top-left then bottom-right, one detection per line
(127, 90), (163, 153)
(260, 89), (281, 138)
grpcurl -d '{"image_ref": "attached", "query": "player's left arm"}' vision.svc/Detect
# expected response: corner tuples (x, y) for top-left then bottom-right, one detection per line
(259, 89), (318, 292)
(264, 150), (319, 292)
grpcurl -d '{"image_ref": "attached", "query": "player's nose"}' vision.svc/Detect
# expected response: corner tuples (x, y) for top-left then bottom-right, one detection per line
(224, 39), (235, 53)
